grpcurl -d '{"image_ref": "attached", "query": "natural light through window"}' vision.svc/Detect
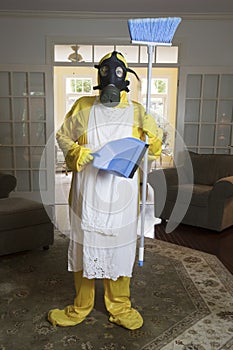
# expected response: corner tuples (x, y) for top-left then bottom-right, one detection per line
(141, 78), (168, 120)
(66, 77), (92, 111)
(54, 44), (178, 64)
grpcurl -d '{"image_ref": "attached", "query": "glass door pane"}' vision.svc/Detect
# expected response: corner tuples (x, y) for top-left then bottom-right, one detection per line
(203, 75), (218, 98)
(183, 71), (233, 155)
(220, 74), (233, 98)
(0, 66), (54, 203)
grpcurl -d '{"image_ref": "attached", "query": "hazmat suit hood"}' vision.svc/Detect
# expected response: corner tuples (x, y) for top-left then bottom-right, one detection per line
(93, 51), (139, 107)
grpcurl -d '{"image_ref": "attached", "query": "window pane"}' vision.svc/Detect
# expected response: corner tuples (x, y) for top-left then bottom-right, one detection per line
(0, 147), (13, 168)
(186, 75), (202, 98)
(200, 125), (215, 146)
(217, 100), (233, 123)
(201, 101), (217, 122)
(31, 98), (45, 121)
(31, 123), (46, 145)
(0, 98), (11, 121)
(30, 72), (45, 95)
(31, 147), (46, 168)
(216, 125), (231, 147)
(54, 45), (74, 62)
(12, 72), (28, 96)
(77, 45), (93, 62)
(67, 45), (85, 63)
(54, 45), (92, 63)
(15, 147), (30, 168)
(142, 78), (168, 95)
(0, 72), (10, 96)
(152, 79), (168, 94)
(14, 122), (29, 145)
(184, 125), (198, 146)
(115, 45), (139, 63)
(185, 100), (200, 122)
(94, 45), (114, 62)
(13, 98), (28, 121)
(16, 170), (31, 191)
(156, 46), (178, 64)
(66, 78), (75, 93)
(0, 123), (12, 144)
(83, 79), (92, 93)
(203, 75), (219, 98)
(220, 74), (233, 98)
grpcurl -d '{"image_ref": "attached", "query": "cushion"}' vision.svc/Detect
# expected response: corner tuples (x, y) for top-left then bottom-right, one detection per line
(0, 197), (51, 231)
(186, 152), (233, 186)
(167, 184), (212, 207)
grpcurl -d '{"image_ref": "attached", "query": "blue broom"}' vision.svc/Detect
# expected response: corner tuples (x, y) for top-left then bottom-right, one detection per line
(127, 17), (182, 267)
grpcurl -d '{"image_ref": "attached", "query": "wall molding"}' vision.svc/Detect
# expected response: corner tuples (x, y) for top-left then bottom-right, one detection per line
(0, 10), (233, 20)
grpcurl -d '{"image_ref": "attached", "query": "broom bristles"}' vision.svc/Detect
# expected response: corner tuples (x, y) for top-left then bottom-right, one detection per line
(128, 17), (181, 45)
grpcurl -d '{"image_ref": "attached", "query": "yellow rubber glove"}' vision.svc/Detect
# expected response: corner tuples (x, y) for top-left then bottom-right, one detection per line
(65, 144), (93, 172)
(77, 147), (93, 171)
(143, 114), (163, 158)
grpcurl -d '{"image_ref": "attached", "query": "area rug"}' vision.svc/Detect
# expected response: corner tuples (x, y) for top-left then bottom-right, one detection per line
(0, 231), (233, 350)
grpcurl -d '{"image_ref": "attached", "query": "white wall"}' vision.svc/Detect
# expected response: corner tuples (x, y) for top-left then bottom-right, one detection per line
(177, 19), (233, 66)
(0, 15), (127, 64)
(0, 14), (232, 66)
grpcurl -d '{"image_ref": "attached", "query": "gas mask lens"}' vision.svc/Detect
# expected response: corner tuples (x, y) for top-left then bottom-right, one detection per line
(100, 65), (109, 77)
(116, 66), (123, 78)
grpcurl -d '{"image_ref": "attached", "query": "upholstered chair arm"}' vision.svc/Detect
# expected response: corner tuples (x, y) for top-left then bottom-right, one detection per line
(0, 173), (17, 198)
(148, 167), (181, 190)
(211, 176), (233, 199)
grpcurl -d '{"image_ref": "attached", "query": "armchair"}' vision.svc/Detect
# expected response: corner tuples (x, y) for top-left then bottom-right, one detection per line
(148, 151), (233, 232)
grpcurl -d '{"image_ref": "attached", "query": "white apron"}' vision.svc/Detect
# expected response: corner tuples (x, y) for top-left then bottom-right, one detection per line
(68, 99), (139, 280)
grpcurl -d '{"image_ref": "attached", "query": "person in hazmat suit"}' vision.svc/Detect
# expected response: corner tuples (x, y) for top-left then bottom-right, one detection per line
(48, 51), (162, 330)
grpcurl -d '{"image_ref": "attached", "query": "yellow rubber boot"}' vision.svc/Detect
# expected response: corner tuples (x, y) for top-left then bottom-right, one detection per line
(103, 277), (143, 330)
(48, 271), (95, 327)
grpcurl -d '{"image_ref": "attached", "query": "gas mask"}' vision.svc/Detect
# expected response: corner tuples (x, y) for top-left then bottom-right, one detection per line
(93, 51), (139, 107)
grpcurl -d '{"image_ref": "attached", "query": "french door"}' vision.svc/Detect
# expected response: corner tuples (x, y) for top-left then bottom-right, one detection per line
(177, 67), (233, 155)
(0, 65), (54, 204)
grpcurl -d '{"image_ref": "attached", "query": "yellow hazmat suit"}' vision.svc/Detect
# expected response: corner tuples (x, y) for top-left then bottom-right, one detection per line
(48, 52), (162, 330)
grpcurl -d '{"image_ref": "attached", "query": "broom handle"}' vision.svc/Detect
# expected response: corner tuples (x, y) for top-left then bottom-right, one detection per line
(139, 45), (154, 266)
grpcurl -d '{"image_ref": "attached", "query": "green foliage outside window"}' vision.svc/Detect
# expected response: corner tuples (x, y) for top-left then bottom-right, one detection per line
(83, 80), (91, 93)
(69, 78), (92, 93)
(154, 79), (167, 94)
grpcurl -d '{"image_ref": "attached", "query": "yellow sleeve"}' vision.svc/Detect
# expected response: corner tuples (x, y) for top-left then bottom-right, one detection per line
(143, 112), (163, 158)
(56, 96), (96, 171)
(132, 101), (163, 159)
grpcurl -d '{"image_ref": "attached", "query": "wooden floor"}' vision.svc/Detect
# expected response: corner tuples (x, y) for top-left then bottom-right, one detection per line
(154, 222), (233, 274)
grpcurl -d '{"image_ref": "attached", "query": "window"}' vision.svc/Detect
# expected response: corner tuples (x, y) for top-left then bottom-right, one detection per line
(66, 77), (92, 111)
(54, 44), (179, 64)
(66, 77), (92, 94)
(141, 78), (168, 120)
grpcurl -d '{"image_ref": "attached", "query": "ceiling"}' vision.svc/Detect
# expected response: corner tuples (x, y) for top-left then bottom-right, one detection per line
(1, 0), (233, 14)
